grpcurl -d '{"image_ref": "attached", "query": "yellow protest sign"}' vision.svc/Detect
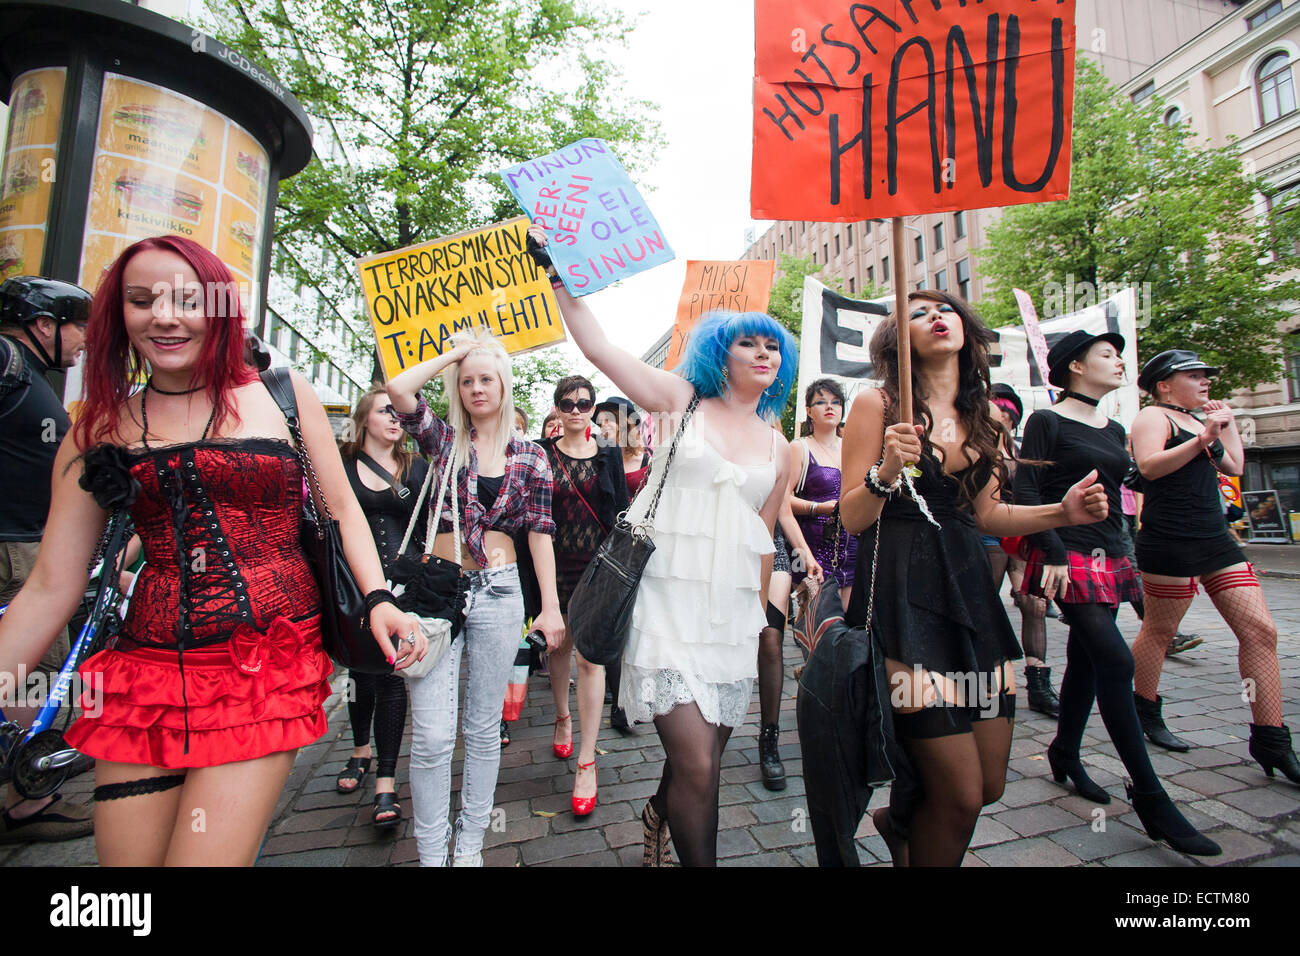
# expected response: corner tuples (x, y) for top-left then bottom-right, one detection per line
(357, 216), (566, 381)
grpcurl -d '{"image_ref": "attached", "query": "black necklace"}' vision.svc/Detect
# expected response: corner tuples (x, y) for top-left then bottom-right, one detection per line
(140, 385), (217, 450)
(1063, 390), (1101, 407)
(1156, 401), (1202, 417)
(147, 377), (205, 396)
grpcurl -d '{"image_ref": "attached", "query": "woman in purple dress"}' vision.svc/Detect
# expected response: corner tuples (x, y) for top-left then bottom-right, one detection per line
(788, 378), (857, 608)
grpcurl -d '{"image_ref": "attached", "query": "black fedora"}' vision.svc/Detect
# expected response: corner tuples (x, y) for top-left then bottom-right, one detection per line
(1046, 329), (1126, 389)
(594, 395), (641, 427)
(1137, 349), (1220, 394)
(990, 383), (1024, 425)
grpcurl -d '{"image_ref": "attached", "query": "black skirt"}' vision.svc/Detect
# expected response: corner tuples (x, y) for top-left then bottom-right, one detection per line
(1136, 528), (1247, 579)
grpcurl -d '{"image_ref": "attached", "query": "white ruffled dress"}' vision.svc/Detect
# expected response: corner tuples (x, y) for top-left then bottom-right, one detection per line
(618, 416), (776, 728)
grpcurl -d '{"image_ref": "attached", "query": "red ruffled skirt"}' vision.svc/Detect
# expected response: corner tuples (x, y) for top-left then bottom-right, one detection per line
(64, 615), (333, 769)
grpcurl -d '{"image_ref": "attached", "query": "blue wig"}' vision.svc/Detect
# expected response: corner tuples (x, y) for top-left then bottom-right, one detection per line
(675, 311), (798, 421)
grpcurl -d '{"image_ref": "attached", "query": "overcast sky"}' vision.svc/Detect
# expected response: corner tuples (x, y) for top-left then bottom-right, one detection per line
(557, 0), (773, 370)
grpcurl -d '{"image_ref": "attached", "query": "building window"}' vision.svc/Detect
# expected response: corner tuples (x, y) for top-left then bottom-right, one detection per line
(788, 226), (793, 244)
(954, 211), (966, 239)
(823, 242), (829, 262)
(956, 258), (970, 300)
(882, 255), (890, 283)
(914, 235), (924, 262)
(1248, 1), (1283, 31)
(1163, 106), (1183, 126)
(1287, 335), (1300, 403)
(778, 234), (783, 251)
(865, 220), (873, 234)
(849, 277), (856, 294)
(933, 221), (944, 252)
(935, 269), (948, 292)
(1258, 52), (1297, 125)
(834, 235), (841, 257)
(866, 265), (874, 284)
(846, 224), (853, 247)
(811, 251), (816, 265)
(1132, 81), (1155, 105)
(801, 223), (806, 234)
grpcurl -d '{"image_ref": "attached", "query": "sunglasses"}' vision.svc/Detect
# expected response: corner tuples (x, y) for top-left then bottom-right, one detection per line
(557, 398), (594, 414)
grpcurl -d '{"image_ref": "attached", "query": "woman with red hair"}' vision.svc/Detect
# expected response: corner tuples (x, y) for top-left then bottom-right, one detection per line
(0, 236), (421, 865)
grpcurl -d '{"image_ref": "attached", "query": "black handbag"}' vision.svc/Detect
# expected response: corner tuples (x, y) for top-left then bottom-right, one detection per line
(388, 442), (468, 636)
(261, 369), (392, 675)
(567, 394), (698, 665)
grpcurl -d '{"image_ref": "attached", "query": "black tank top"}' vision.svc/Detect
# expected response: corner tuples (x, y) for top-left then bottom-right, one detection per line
(1139, 416), (1227, 539)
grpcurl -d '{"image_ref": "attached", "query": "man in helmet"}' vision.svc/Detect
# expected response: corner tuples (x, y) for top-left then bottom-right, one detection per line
(0, 276), (94, 844)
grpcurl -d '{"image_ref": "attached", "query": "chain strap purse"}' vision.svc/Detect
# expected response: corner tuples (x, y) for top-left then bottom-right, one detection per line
(567, 393), (699, 666)
(260, 369), (391, 674)
(387, 444), (466, 680)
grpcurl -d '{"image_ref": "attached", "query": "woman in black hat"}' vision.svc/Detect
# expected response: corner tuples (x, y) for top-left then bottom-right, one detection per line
(1014, 332), (1220, 855)
(987, 384), (1058, 717)
(1129, 351), (1297, 783)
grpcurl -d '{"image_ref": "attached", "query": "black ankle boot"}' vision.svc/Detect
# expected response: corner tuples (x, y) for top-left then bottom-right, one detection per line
(1025, 666), (1060, 718)
(759, 724), (786, 791)
(1046, 742), (1110, 803)
(1133, 693), (1190, 752)
(1249, 724), (1300, 785)
(1125, 784), (1221, 856)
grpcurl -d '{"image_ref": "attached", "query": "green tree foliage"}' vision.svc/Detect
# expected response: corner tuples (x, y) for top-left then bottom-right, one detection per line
(197, 0), (659, 369)
(766, 252), (885, 435)
(978, 57), (1300, 395)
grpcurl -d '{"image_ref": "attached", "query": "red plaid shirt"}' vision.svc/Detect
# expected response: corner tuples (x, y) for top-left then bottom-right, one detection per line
(396, 395), (555, 567)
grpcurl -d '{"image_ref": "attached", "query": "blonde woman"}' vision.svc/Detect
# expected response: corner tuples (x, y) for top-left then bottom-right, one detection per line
(386, 328), (562, 867)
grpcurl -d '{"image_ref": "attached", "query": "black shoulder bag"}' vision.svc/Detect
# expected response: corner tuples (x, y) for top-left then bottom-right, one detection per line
(260, 369), (392, 675)
(567, 394), (698, 666)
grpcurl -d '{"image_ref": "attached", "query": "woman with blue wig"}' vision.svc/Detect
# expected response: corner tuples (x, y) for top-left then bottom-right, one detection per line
(529, 224), (796, 866)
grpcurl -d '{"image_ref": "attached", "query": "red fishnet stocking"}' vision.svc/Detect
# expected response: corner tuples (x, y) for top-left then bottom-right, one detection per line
(1131, 577), (1196, 702)
(1203, 565), (1282, 727)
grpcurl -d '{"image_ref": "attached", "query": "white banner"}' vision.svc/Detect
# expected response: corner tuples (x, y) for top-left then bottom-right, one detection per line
(796, 278), (1141, 428)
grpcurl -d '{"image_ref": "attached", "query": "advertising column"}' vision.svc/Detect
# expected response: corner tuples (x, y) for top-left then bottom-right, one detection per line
(0, 67), (64, 281)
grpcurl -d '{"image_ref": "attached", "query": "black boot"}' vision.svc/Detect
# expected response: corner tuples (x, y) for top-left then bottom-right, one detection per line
(1125, 784), (1221, 856)
(1047, 742), (1110, 803)
(1133, 693), (1190, 752)
(759, 723), (786, 791)
(1249, 723), (1300, 785)
(1025, 666), (1060, 718)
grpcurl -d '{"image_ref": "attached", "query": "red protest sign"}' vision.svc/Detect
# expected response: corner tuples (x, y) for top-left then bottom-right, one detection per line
(752, 0), (1076, 222)
(665, 260), (776, 370)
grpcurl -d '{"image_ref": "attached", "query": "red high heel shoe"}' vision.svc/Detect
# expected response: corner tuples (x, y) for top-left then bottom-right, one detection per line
(572, 759), (597, 816)
(552, 712), (573, 759)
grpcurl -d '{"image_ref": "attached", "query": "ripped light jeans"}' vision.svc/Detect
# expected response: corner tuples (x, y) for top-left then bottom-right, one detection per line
(408, 564), (524, 866)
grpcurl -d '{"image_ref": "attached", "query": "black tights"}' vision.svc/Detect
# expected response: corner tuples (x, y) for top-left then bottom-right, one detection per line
(1056, 603), (1160, 793)
(348, 671), (408, 779)
(650, 703), (733, 867)
(757, 624), (783, 726)
(892, 715), (1012, 866)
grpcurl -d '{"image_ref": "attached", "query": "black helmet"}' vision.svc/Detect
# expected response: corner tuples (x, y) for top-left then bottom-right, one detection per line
(0, 276), (92, 369)
(0, 276), (92, 327)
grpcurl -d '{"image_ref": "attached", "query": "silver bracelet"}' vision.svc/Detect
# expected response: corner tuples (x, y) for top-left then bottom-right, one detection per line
(867, 461), (902, 496)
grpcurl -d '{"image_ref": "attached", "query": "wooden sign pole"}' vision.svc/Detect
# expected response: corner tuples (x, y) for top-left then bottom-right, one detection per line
(891, 216), (912, 424)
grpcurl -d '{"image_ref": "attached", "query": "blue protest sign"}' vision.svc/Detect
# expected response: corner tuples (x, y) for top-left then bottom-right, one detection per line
(500, 138), (673, 296)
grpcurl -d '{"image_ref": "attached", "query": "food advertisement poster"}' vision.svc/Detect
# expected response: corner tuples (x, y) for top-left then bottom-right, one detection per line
(357, 216), (565, 382)
(78, 74), (270, 312)
(0, 68), (66, 281)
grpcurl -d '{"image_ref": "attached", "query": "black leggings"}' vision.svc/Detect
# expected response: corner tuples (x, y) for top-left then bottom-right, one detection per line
(1055, 602), (1160, 793)
(348, 672), (408, 779)
(650, 703), (733, 867)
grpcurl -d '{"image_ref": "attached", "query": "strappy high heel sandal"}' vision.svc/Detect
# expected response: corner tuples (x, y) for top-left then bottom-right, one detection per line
(572, 760), (597, 816)
(641, 800), (673, 867)
(336, 756), (370, 794)
(552, 712), (573, 759)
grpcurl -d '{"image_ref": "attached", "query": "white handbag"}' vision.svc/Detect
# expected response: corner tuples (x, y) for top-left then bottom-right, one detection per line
(388, 447), (461, 681)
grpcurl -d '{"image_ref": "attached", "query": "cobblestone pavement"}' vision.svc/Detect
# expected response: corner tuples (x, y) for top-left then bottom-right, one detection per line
(3, 578), (1297, 867)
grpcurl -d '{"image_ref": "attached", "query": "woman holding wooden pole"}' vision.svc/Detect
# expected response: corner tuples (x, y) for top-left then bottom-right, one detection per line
(835, 225), (1109, 865)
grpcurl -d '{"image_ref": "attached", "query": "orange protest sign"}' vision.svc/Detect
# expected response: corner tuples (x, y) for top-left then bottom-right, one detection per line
(752, 0), (1076, 222)
(665, 260), (775, 370)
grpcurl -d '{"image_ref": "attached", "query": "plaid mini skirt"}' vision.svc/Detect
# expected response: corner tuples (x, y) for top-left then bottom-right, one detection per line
(1020, 548), (1142, 607)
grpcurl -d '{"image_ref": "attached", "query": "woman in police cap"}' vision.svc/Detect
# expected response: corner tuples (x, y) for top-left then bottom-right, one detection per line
(1129, 350), (1297, 783)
